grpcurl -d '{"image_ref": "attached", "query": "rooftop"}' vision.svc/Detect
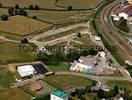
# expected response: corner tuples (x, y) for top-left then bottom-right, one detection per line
(51, 90), (68, 98)
(31, 82), (43, 91)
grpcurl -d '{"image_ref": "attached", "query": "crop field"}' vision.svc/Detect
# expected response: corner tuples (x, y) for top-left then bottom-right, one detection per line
(0, 15), (51, 35)
(0, 41), (37, 64)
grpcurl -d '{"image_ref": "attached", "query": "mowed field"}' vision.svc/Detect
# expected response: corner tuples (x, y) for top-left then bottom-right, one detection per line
(0, 41), (37, 64)
(0, 15), (51, 35)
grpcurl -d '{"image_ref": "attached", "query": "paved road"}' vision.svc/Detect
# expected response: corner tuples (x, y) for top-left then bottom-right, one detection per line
(56, 72), (132, 82)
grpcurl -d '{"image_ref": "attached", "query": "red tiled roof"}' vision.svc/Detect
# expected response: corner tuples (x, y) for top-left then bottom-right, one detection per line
(31, 82), (42, 91)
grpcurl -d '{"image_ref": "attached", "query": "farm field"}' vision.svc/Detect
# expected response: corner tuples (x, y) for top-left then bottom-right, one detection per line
(0, 15), (51, 35)
(0, 88), (31, 100)
(44, 75), (93, 90)
(0, 41), (37, 64)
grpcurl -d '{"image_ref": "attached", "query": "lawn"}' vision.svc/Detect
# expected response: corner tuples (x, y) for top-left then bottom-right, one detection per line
(47, 62), (70, 72)
(0, 15), (51, 35)
(0, 41), (37, 64)
(44, 75), (93, 90)
(37, 27), (86, 42)
(106, 80), (132, 92)
(0, 88), (31, 100)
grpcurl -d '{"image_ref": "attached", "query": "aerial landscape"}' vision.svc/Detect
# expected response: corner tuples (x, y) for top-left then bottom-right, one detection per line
(0, 0), (132, 100)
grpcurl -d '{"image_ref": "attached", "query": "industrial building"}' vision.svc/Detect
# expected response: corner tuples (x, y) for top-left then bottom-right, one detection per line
(17, 63), (49, 78)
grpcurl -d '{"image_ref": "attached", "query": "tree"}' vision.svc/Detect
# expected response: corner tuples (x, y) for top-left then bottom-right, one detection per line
(92, 80), (97, 86)
(113, 85), (119, 96)
(97, 89), (105, 98)
(1, 14), (8, 21)
(77, 32), (81, 38)
(68, 5), (73, 11)
(8, 7), (14, 16)
(15, 9), (19, 15)
(15, 4), (19, 9)
(34, 5), (40, 10)
(29, 5), (34, 10)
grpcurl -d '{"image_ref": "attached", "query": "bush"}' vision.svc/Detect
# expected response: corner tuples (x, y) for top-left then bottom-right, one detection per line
(18, 8), (28, 16)
(68, 5), (73, 11)
(1, 14), (8, 21)
(32, 16), (37, 19)
(21, 38), (29, 43)
(8, 7), (14, 16)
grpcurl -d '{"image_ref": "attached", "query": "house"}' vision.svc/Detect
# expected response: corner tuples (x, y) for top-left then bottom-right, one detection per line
(51, 90), (69, 100)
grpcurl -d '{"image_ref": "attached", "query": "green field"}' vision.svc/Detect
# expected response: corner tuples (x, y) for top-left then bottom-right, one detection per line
(106, 80), (132, 92)
(0, 65), (14, 88)
(44, 75), (93, 90)
(0, 88), (31, 100)
(0, 41), (37, 64)
(48, 62), (70, 71)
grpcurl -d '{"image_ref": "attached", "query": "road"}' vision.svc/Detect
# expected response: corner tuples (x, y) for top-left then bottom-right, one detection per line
(56, 72), (132, 82)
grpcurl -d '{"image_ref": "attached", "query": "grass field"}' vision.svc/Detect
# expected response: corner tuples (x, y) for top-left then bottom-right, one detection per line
(0, 0), (103, 9)
(0, 15), (51, 35)
(47, 62), (70, 71)
(44, 75), (93, 90)
(106, 80), (132, 92)
(27, 10), (92, 24)
(0, 65), (14, 88)
(0, 41), (37, 64)
(57, 0), (104, 9)
(37, 27), (87, 42)
(0, 88), (31, 100)
(0, 8), (8, 16)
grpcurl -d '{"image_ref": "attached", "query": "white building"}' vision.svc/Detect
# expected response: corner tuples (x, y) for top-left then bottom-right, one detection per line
(51, 90), (69, 100)
(17, 65), (36, 77)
